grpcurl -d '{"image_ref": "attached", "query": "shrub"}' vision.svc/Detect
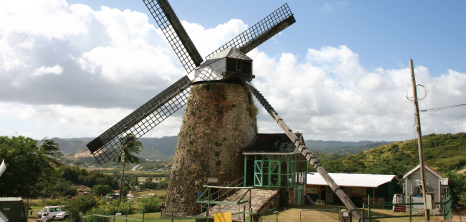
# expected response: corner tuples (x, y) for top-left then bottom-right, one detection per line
(64, 195), (99, 222)
(41, 198), (69, 207)
(138, 197), (161, 213)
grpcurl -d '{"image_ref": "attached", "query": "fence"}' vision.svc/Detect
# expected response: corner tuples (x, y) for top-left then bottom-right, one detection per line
(82, 195), (452, 222)
(363, 195), (452, 222)
(83, 211), (247, 222)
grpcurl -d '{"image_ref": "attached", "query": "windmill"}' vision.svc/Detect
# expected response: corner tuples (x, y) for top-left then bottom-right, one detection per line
(86, 0), (361, 220)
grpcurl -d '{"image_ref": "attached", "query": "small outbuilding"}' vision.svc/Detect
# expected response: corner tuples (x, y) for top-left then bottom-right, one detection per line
(306, 172), (397, 207)
(402, 164), (449, 214)
(0, 197), (28, 222)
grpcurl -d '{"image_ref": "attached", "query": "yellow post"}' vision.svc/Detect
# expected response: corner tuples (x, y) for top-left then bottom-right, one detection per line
(214, 212), (232, 222)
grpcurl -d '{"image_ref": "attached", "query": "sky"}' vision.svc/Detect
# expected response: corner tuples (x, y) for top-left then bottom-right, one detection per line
(1, 0), (466, 142)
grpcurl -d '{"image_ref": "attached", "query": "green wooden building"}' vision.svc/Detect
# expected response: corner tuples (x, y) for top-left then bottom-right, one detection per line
(242, 133), (308, 206)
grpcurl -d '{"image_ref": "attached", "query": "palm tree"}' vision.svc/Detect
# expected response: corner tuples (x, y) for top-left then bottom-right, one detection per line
(37, 137), (62, 167)
(113, 134), (143, 204)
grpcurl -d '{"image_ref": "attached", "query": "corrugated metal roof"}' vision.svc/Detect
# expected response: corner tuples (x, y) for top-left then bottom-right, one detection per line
(243, 133), (302, 155)
(307, 173), (396, 188)
(402, 164), (443, 179)
(0, 197), (22, 201)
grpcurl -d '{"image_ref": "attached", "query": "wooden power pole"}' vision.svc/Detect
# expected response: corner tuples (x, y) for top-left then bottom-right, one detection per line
(409, 59), (430, 221)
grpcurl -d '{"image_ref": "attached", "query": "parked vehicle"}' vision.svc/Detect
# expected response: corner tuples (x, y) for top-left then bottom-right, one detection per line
(40, 206), (66, 221)
(55, 212), (69, 220)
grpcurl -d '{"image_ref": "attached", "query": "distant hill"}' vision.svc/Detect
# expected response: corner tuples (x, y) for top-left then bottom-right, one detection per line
(49, 137), (92, 155)
(51, 136), (385, 163)
(320, 132), (466, 176)
(138, 136), (178, 160)
(52, 136), (177, 161)
(305, 140), (390, 155)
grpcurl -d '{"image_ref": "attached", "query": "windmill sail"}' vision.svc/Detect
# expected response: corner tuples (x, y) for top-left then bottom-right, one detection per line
(87, 0), (206, 165)
(87, 76), (191, 165)
(205, 3), (295, 59)
(143, 0), (203, 74)
(236, 73), (361, 221)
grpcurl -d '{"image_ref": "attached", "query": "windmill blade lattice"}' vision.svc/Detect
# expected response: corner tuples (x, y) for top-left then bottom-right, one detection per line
(205, 3), (295, 59)
(235, 72), (361, 221)
(143, 0), (203, 74)
(87, 76), (191, 165)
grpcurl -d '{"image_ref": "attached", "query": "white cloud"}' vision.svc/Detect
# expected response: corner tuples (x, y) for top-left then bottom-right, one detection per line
(319, 1), (348, 14)
(0, 0), (88, 40)
(32, 65), (63, 76)
(249, 45), (466, 141)
(182, 19), (248, 56)
(1, 0), (466, 142)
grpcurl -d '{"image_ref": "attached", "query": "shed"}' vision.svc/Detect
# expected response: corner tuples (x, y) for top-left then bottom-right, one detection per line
(307, 173), (396, 207)
(243, 133), (308, 206)
(0, 197), (27, 222)
(402, 164), (449, 214)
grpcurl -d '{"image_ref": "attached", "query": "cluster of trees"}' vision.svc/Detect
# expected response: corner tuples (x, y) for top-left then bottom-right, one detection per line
(0, 135), (151, 200)
(138, 177), (169, 190)
(318, 132), (466, 210)
(0, 134), (169, 221)
(0, 136), (63, 197)
(64, 194), (163, 221)
(58, 166), (119, 190)
(321, 133), (466, 173)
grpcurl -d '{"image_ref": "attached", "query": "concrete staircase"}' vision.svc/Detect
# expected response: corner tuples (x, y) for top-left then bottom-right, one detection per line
(393, 205), (407, 212)
(201, 188), (279, 220)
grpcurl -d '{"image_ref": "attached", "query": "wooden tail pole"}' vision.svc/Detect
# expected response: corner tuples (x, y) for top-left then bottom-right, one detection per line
(237, 73), (361, 221)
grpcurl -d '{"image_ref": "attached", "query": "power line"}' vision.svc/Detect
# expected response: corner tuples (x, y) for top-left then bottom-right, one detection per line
(420, 103), (466, 112)
(422, 113), (466, 118)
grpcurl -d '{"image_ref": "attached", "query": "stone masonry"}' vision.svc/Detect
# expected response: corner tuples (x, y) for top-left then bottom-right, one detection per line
(163, 82), (257, 216)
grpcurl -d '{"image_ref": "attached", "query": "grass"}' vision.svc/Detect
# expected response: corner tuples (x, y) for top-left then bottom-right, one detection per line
(258, 205), (453, 222)
(111, 213), (196, 221)
(138, 189), (167, 197)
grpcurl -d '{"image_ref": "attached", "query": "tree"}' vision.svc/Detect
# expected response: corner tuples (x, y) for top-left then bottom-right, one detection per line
(92, 185), (113, 197)
(444, 171), (466, 211)
(37, 137), (62, 168)
(42, 178), (78, 198)
(64, 195), (99, 222)
(113, 134), (142, 204)
(0, 136), (62, 197)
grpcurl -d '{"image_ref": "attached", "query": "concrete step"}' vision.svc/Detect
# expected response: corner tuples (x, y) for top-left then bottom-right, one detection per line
(202, 188), (279, 220)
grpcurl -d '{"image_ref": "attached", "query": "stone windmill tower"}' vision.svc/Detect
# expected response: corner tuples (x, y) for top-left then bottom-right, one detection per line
(85, 0), (362, 220)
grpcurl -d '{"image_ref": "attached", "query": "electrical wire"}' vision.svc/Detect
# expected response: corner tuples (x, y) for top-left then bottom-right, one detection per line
(422, 113), (466, 118)
(420, 103), (466, 112)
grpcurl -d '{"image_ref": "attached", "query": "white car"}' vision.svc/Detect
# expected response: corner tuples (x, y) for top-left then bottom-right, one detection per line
(55, 212), (69, 220)
(40, 206), (67, 221)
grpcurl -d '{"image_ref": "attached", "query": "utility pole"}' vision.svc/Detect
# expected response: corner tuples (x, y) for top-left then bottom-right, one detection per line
(409, 59), (430, 221)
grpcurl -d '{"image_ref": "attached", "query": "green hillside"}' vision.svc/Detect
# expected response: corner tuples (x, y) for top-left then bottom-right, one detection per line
(306, 140), (390, 155)
(321, 132), (466, 176)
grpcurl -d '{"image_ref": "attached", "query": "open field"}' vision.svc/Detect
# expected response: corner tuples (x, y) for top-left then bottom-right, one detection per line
(260, 205), (460, 222)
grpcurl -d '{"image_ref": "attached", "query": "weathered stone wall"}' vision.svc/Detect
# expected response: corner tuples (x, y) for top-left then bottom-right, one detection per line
(163, 82), (257, 216)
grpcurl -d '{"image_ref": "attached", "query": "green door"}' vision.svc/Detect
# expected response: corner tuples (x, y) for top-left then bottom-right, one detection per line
(254, 160), (263, 186)
(269, 160), (281, 187)
(297, 185), (303, 206)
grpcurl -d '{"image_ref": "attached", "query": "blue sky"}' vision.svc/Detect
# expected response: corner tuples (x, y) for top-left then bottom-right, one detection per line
(1, 0), (466, 142)
(67, 0), (466, 75)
